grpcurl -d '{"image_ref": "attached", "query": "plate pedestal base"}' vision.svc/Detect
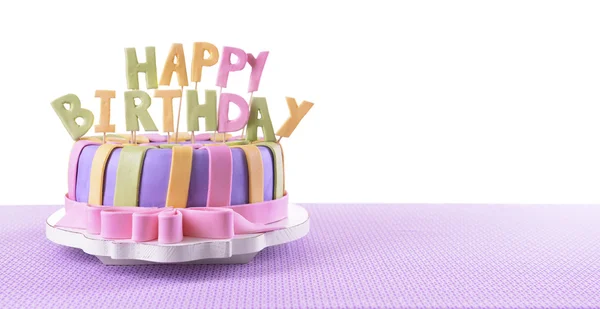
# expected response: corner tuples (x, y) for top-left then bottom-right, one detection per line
(96, 253), (259, 265)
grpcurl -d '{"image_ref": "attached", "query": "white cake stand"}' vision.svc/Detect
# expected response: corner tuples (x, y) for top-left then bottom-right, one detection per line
(46, 203), (310, 265)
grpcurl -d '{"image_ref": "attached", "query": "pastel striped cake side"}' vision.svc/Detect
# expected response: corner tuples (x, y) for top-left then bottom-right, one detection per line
(69, 140), (283, 207)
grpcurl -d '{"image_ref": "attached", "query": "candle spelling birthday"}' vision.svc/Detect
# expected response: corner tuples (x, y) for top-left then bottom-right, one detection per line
(50, 42), (314, 144)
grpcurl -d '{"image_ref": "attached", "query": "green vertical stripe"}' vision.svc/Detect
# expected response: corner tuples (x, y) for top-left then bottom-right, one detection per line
(256, 142), (284, 199)
(114, 146), (153, 206)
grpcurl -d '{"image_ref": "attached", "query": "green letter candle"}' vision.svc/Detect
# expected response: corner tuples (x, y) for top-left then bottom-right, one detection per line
(186, 89), (217, 132)
(125, 47), (158, 90)
(124, 90), (158, 131)
(51, 94), (95, 140)
(245, 97), (276, 142)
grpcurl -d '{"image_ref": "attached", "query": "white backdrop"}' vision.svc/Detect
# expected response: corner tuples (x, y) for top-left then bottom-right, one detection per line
(1, 0), (600, 205)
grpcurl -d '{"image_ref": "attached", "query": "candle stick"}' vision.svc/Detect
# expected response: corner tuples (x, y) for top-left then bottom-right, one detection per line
(190, 82), (199, 144)
(241, 92), (254, 139)
(213, 87), (223, 142)
(174, 86), (184, 143)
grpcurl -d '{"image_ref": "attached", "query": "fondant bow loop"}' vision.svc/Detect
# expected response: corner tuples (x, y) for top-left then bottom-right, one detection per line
(180, 207), (234, 239)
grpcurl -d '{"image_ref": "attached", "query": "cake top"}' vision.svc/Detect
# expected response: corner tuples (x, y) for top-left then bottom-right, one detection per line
(50, 42), (314, 145)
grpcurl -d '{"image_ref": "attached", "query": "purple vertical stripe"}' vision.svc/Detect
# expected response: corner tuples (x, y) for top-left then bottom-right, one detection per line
(138, 149), (172, 207)
(75, 145), (98, 203)
(259, 146), (274, 201)
(231, 148), (249, 205)
(186, 149), (210, 207)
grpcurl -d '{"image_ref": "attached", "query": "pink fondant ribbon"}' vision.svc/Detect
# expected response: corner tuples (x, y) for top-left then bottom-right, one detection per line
(205, 145), (233, 207)
(55, 194), (289, 244)
(194, 133), (213, 141)
(67, 140), (99, 200)
(141, 133), (168, 142)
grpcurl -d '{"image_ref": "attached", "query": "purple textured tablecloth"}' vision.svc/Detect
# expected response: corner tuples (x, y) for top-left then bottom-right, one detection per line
(0, 203), (599, 308)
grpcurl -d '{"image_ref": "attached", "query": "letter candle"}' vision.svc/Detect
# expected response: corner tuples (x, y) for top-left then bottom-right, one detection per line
(153, 89), (182, 141)
(51, 42), (314, 145)
(94, 90), (117, 144)
(243, 51), (269, 139)
(190, 42), (220, 143)
(216, 46), (248, 142)
(159, 43), (188, 143)
(124, 47), (159, 144)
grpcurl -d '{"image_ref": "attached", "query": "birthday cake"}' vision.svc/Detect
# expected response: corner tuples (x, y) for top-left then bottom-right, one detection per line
(51, 42), (313, 244)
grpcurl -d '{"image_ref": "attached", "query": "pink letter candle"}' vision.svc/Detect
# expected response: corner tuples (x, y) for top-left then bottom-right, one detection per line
(216, 46), (248, 88)
(247, 51), (269, 92)
(217, 93), (250, 133)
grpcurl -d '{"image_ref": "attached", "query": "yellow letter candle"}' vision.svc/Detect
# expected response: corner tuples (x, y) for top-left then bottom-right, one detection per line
(125, 47), (159, 90)
(124, 90), (158, 132)
(159, 43), (189, 87)
(51, 94), (95, 140)
(276, 97), (314, 138)
(191, 42), (219, 83)
(94, 90), (117, 135)
(153, 89), (182, 134)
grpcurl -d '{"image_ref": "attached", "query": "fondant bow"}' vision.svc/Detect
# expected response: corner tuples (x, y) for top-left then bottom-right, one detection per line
(56, 194), (288, 244)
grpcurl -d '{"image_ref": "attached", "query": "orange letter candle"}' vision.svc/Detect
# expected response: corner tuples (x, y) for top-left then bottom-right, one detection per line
(191, 42), (219, 83)
(94, 90), (117, 134)
(276, 97), (314, 138)
(159, 43), (189, 87)
(153, 89), (182, 133)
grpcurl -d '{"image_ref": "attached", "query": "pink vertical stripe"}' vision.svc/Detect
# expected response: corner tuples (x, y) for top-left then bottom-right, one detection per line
(205, 145), (233, 207)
